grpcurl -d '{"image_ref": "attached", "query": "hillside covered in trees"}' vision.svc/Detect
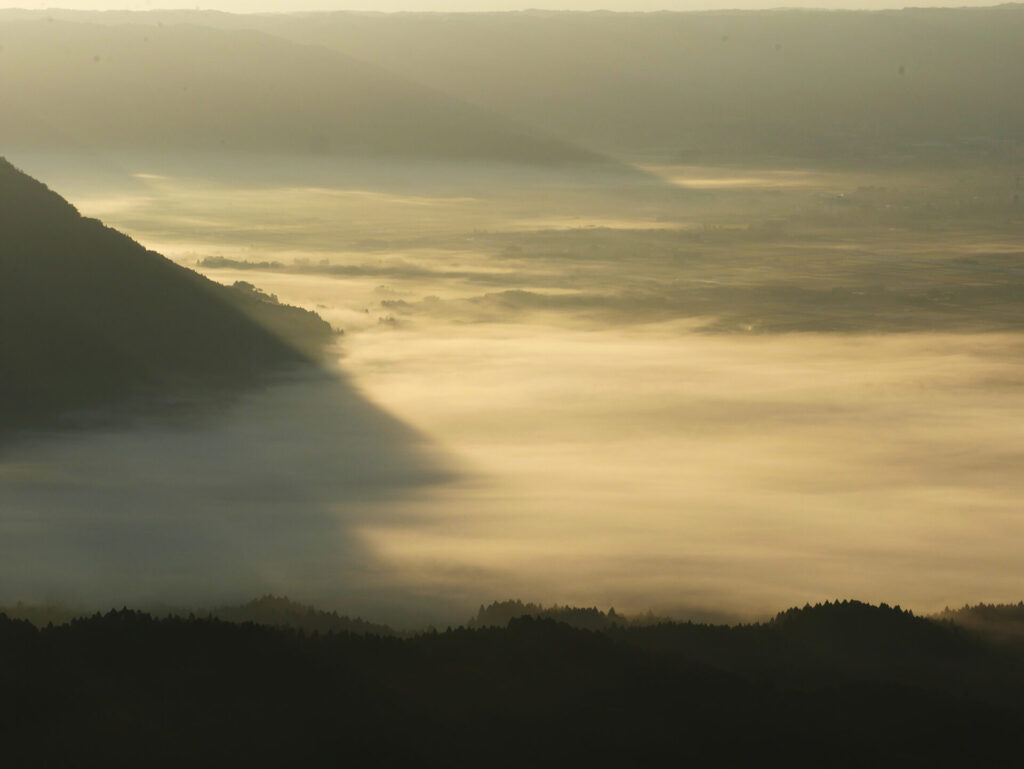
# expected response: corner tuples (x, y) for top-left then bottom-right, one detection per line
(0, 158), (336, 437)
(2, 599), (1023, 766)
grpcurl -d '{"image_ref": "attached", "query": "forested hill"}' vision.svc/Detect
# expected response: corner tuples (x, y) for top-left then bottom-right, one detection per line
(1, 599), (1022, 766)
(0, 158), (335, 435)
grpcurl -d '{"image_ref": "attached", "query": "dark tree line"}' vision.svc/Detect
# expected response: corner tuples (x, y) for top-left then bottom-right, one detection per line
(2, 600), (1023, 767)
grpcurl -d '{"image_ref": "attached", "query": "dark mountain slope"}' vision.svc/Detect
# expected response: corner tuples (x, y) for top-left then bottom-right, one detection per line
(0, 19), (609, 167)
(0, 158), (334, 434)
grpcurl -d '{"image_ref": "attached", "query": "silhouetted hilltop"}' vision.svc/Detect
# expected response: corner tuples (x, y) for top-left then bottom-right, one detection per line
(469, 599), (669, 630)
(0, 596), (397, 636)
(0, 158), (335, 435)
(771, 600), (949, 653)
(208, 595), (397, 637)
(2, 599), (1023, 766)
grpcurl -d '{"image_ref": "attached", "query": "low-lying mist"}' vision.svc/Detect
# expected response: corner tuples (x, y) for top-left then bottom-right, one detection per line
(345, 325), (1024, 618)
(0, 372), (454, 623)
(4, 150), (1023, 625)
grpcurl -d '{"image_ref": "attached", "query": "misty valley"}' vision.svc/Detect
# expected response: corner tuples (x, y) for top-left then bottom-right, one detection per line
(1, 4), (1024, 766)
(7, 151), (1023, 619)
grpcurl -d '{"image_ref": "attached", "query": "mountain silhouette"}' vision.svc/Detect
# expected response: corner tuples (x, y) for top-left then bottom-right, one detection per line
(2, 599), (1023, 766)
(0, 158), (335, 435)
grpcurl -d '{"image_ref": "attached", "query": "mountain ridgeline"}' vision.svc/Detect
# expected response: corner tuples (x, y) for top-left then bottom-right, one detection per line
(5, 6), (1021, 164)
(255, 5), (1024, 163)
(2, 599), (1023, 766)
(0, 158), (335, 435)
(0, 19), (609, 167)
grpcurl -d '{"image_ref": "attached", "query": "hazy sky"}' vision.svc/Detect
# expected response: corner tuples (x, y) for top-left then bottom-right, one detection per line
(6, 1), (1006, 12)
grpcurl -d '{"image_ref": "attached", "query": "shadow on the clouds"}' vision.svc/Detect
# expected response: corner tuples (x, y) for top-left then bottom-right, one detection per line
(0, 369), (455, 608)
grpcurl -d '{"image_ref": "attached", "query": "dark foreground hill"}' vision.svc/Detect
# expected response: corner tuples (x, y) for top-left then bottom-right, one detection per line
(0, 158), (335, 435)
(0, 596), (397, 637)
(1, 599), (1022, 767)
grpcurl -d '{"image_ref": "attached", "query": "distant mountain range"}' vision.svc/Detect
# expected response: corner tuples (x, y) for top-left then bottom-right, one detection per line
(0, 18), (609, 166)
(5, 6), (1019, 163)
(0, 158), (335, 436)
(250, 6), (1024, 162)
